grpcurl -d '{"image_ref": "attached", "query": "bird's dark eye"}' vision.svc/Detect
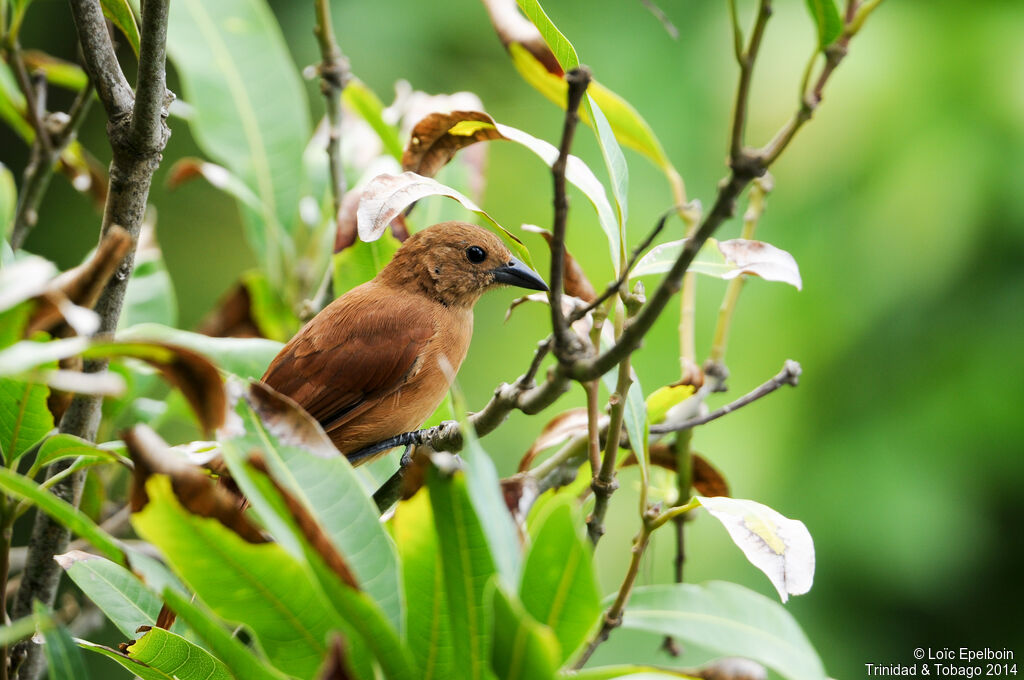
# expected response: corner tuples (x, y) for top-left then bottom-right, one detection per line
(466, 246), (487, 264)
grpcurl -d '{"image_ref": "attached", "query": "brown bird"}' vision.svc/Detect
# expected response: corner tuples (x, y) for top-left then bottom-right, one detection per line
(262, 221), (548, 465)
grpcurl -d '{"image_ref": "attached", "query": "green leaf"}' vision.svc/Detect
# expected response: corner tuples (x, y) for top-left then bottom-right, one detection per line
(344, 78), (403, 161)
(29, 433), (127, 478)
(333, 232), (402, 296)
(100, 0), (141, 57)
(0, 376), (53, 464)
(0, 467), (127, 565)
(598, 326), (649, 490)
(645, 384), (695, 424)
(216, 446), (415, 680)
(34, 602), (90, 680)
(506, 39), (675, 177)
(512, 0), (628, 262)
(162, 588), (290, 680)
(490, 585), (560, 680)
(615, 581), (827, 680)
(519, 499), (601, 664)
(1, 161), (15, 237)
(804, 0), (843, 49)
(393, 489), (455, 680)
(21, 52), (88, 91)
(427, 464), (498, 680)
(448, 389), (521, 588)
(120, 257), (178, 329)
(117, 323), (282, 379)
(242, 269), (302, 342)
(227, 383), (404, 635)
(81, 628), (233, 680)
(131, 475), (342, 679)
(56, 550), (166, 638)
(0, 59), (34, 142)
(565, 667), (698, 680)
(0, 615), (42, 647)
(166, 0), (310, 269)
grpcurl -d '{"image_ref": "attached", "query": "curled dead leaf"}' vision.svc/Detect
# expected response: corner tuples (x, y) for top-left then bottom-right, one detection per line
(242, 381), (339, 459)
(690, 657), (767, 680)
(317, 634), (356, 680)
(521, 223), (596, 302)
(197, 282), (262, 339)
(480, 0), (563, 75)
(500, 473), (540, 530)
(402, 110), (503, 179)
(27, 226), (133, 337)
(519, 407), (590, 472)
(627, 447), (730, 498)
(123, 425), (264, 543)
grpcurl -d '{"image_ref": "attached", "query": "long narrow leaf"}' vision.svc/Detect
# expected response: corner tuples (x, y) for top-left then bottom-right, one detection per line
(0, 467), (126, 565)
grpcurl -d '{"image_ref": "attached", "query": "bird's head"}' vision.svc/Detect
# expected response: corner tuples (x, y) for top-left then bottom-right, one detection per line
(380, 221), (548, 307)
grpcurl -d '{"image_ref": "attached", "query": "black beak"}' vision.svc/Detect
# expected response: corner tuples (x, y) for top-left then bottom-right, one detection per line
(491, 257), (549, 292)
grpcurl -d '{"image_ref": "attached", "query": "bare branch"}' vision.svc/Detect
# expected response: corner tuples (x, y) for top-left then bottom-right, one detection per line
(67, 0), (133, 120)
(12, 2), (172, 676)
(549, 66), (591, 361)
(729, 0), (772, 163)
(313, 0), (351, 223)
(586, 354), (630, 545)
(650, 360), (801, 435)
(569, 204), (676, 324)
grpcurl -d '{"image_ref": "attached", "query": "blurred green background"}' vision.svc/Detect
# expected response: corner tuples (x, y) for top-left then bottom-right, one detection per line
(6, 0), (1024, 676)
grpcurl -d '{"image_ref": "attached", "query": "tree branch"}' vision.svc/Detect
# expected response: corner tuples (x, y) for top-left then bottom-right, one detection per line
(12, 2), (172, 677)
(729, 0), (772, 162)
(549, 66), (591, 361)
(650, 360), (801, 435)
(10, 82), (95, 250)
(313, 0), (350, 223)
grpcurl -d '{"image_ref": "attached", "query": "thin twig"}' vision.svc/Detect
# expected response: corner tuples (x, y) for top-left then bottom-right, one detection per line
(729, 0), (772, 163)
(6, 44), (53, 155)
(549, 66), (591, 361)
(11, 82), (95, 249)
(569, 205), (676, 324)
(584, 381), (602, 476)
(586, 323), (631, 546)
(313, 0), (350, 224)
(650, 360), (801, 435)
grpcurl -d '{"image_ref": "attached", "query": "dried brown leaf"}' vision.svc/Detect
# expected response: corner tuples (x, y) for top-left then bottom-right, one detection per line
(626, 447), (730, 498)
(129, 343), (226, 435)
(27, 226), (133, 337)
(154, 604), (176, 630)
(242, 381), (339, 459)
(519, 407), (589, 472)
(402, 110), (503, 179)
(521, 223), (596, 302)
(500, 472), (540, 527)
(197, 282), (262, 339)
(124, 425), (264, 543)
(480, 0), (564, 75)
(317, 634), (356, 680)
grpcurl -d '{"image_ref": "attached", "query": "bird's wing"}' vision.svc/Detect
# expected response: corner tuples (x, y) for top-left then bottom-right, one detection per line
(262, 291), (434, 432)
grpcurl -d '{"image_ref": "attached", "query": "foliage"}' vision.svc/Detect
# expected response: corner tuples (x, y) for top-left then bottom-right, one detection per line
(0, 0), (896, 678)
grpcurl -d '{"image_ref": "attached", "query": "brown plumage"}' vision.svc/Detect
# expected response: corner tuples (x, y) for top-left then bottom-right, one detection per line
(261, 221), (548, 465)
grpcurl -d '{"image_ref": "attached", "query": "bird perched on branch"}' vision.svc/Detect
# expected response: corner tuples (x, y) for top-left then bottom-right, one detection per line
(262, 220), (548, 465)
